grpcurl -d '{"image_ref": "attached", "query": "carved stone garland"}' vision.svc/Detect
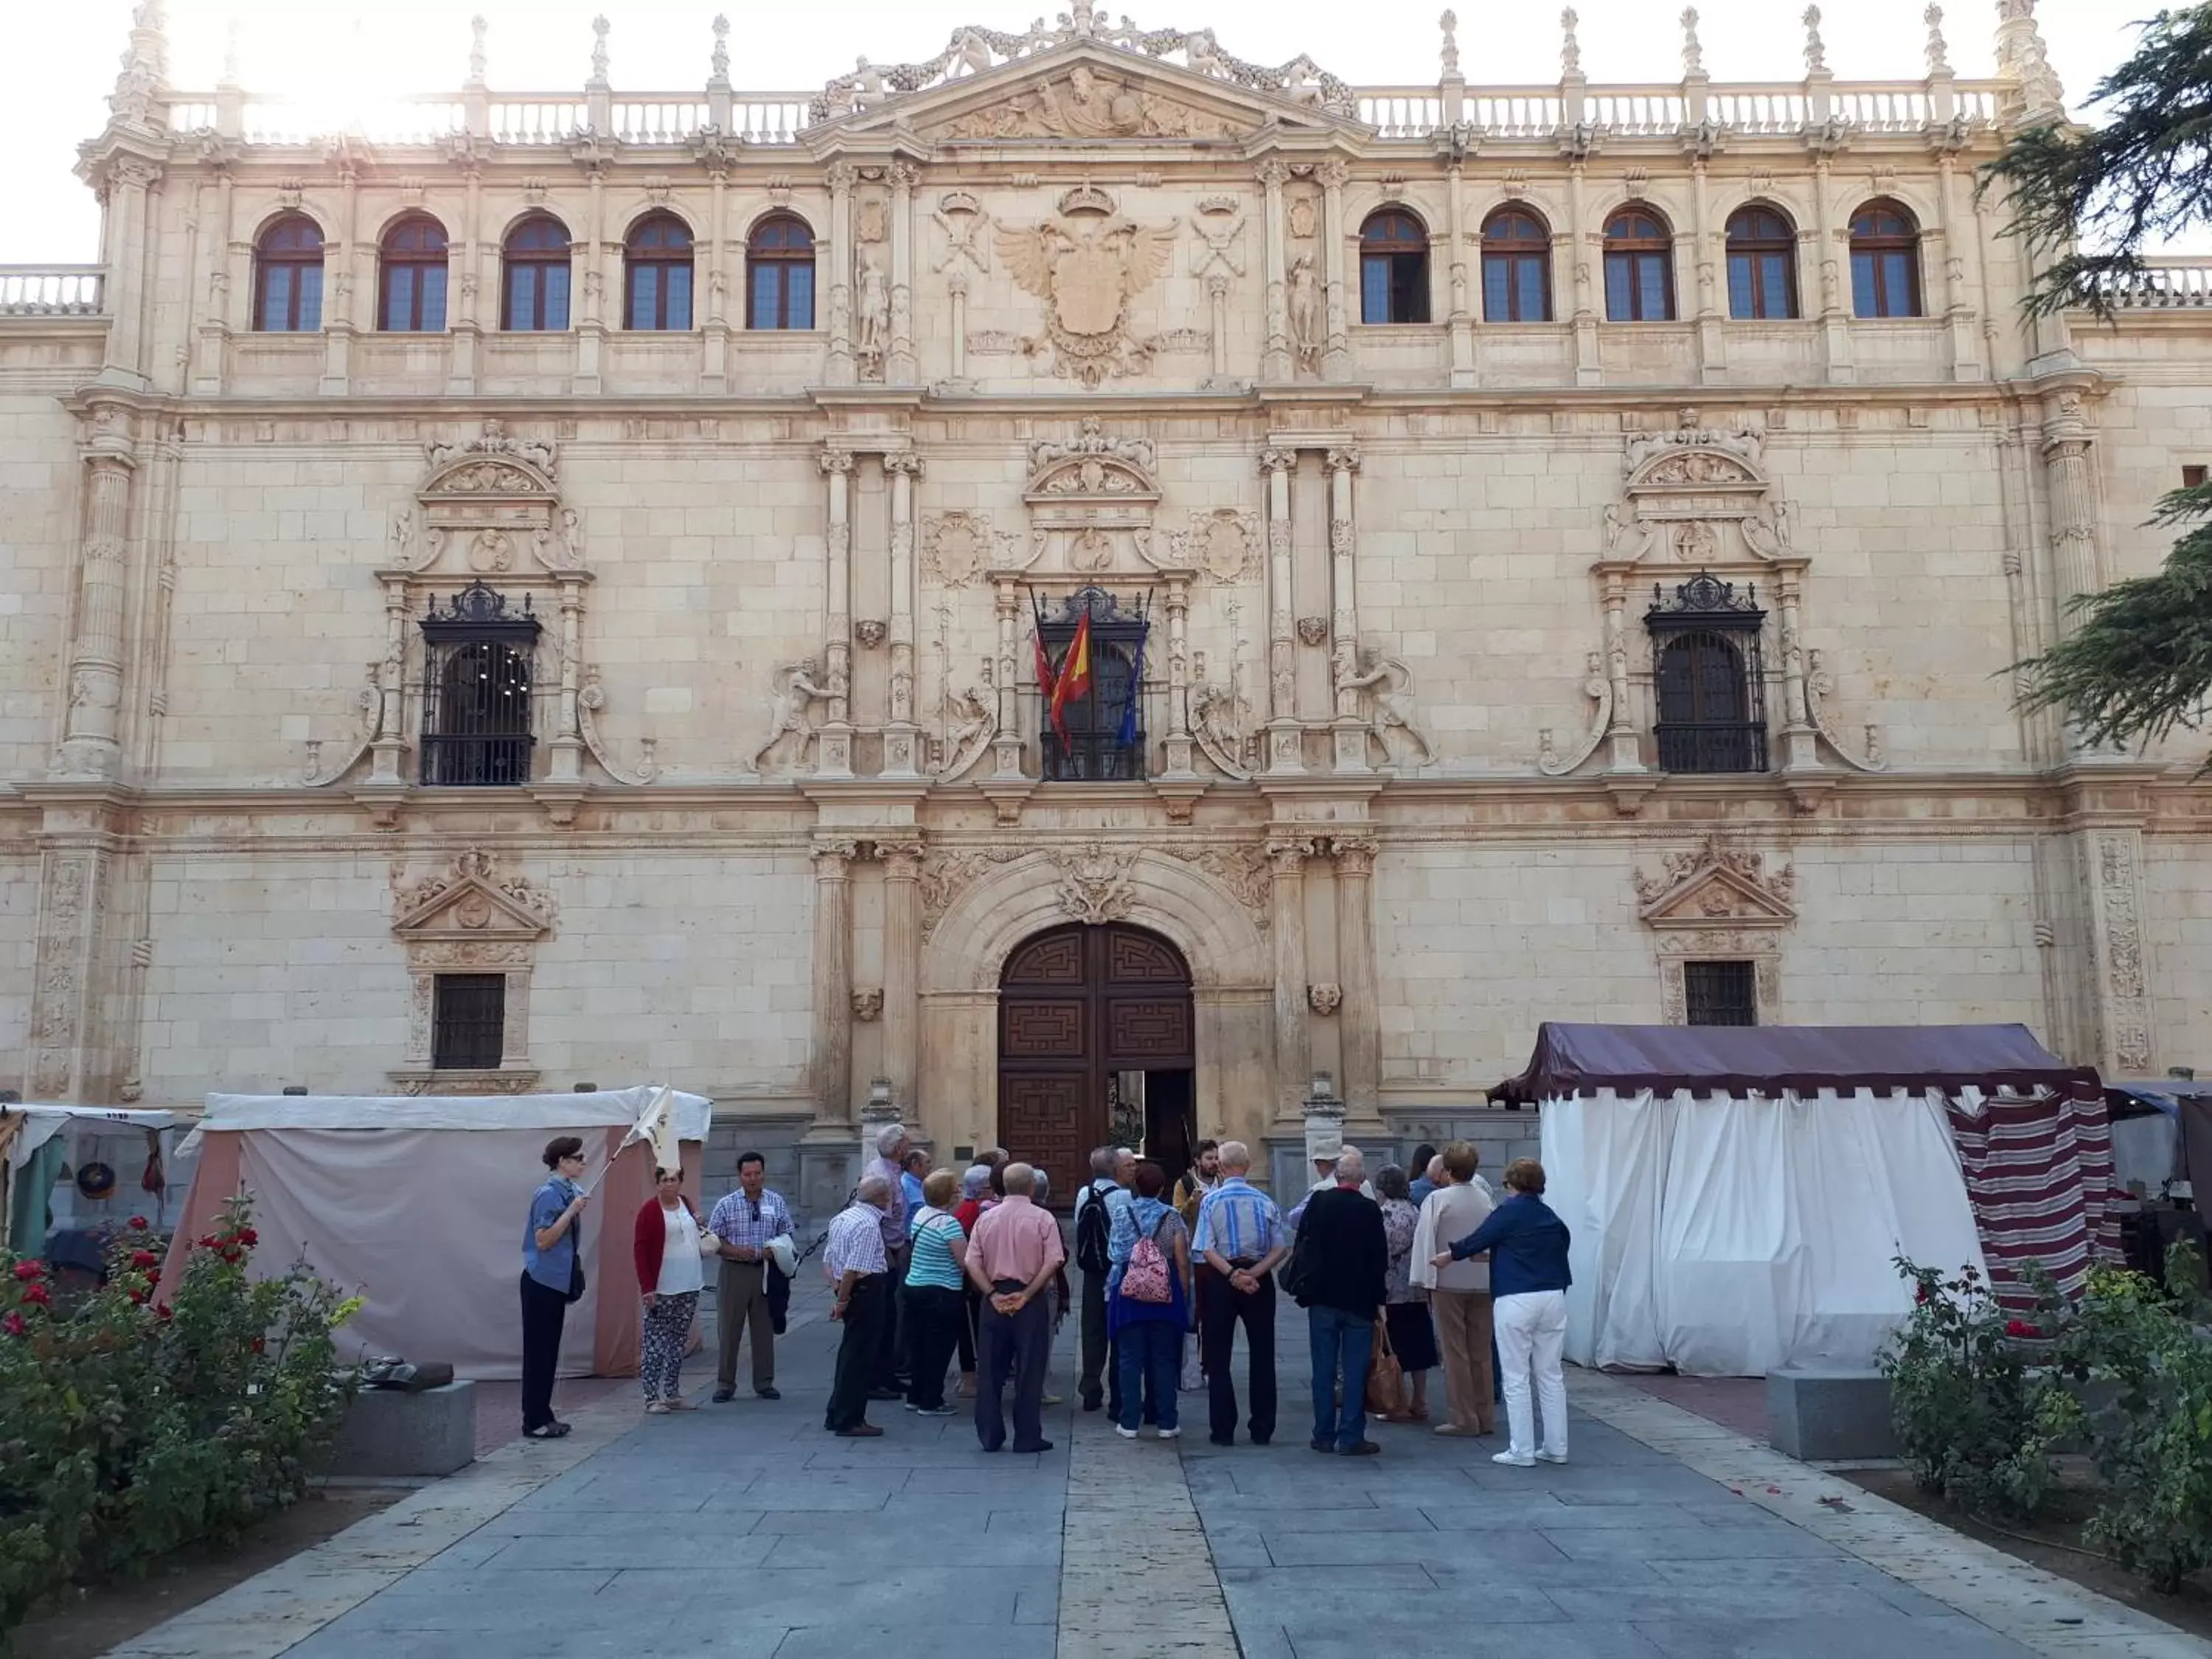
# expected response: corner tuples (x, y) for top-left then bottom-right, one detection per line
(388, 847), (555, 1094)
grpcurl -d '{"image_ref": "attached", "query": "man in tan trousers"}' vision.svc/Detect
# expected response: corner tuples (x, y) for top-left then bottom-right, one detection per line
(1410, 1141), (1496, 1436)
(706, 1152), (791, 1401)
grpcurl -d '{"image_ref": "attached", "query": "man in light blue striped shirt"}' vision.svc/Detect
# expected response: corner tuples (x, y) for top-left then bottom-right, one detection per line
(1192, 1141), (1289, 1448)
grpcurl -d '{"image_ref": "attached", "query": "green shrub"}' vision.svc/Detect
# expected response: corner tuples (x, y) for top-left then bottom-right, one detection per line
(1879, 1258), (2065, 1517)
(0, 1199), (359, 1644)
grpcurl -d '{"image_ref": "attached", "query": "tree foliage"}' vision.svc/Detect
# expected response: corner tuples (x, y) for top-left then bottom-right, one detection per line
(1983, 4), (2212, 318)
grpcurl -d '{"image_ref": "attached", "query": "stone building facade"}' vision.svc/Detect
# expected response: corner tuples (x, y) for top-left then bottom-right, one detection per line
(4, 1), (2208, 1203)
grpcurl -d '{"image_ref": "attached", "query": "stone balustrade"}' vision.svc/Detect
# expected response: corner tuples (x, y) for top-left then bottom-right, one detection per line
(0, 266), (105, 316)
(2104, 260), (2212, 309)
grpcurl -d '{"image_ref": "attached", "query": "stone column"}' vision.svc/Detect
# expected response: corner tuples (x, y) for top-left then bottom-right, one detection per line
(991, 577), (1026, 778)
(1445, 157), (1475, 387)
(1267, 838), (1314, 1121)
(1690, 160), (1725, 386)
(1161, 575), (1195, 776)
(26, 846), (111, 1102)
(1206, 274), (1230, 385)
(1319, 160), (1352, 381)
(1260, 447), (1303, 773)
(878, 838), (924, 1109)
(1936, 153), (1983, 381)
(811, 838), (858, 1120)
(90, 154), (162, 389)
(826, 161), (857, 386)
(883, 451), (924, 777)
(1326, 447), (1370, 774)
(546, 578), (587, 782)
(1567, 161), (1599, 386)
(1773, 564), (1818, 771)
(2081, 827), (2156, 1078)
(817, 445), (856, 776)
(2042, 393), (2101, 641)
(576, 157), (608, 394)
(192, 163), (235, 395)
(52, 403), (138, 780)
(1596, 565), (1644, 773)
(1813, 155), (1854, 384)
(947, 271), (970, 385)
(448, 155), (483, 395)
(701, 155), (730, 392)
(369, 576), (411, 785)
(1259, 159), (1291, 382)
(887, 161), (917, 386)
(1330, 835), (1382, 1121)
(321, 158), (360, 395)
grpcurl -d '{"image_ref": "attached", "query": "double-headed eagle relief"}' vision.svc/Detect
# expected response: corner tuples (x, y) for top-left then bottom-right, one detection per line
(996, 184), (1178, 386)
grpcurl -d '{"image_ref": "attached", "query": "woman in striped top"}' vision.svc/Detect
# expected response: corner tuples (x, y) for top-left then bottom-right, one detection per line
(901, 1168), (969, 1416)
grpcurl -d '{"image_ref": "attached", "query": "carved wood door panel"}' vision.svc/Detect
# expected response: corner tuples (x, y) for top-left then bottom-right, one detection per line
(998, 922), (1192, 1204)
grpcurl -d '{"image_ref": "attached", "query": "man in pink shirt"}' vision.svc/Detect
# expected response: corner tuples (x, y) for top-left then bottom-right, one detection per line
(964, 1161), (1065, 1454)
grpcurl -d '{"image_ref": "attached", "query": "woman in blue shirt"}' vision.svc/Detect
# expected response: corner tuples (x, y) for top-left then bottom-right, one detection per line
(1432, 1156), (1571, 1470)
(521, 1136), (591, 1439)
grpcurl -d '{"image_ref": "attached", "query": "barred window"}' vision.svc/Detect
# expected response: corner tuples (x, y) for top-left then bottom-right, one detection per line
(432, 974), (507, 1069)
(418, 581), (540, 787)
(1685, 960), (1758, 1027)
(1646, 573), (1768, 776)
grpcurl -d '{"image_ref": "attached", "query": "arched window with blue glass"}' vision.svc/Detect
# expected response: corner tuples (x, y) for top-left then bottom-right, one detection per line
(1725, 204), (1798, 320)
(253, 213), (324, 332)
(1481, 206), (1553, 322)
(746, 213), (816, 330)
(501, 214), (571, 331)
(1359, 209), (1431, 325)
(378, 215), (449, 332)
(1849, 199), (1924, 318)
(624, 212), (695, 330)
(1603, 204), (1676, 322)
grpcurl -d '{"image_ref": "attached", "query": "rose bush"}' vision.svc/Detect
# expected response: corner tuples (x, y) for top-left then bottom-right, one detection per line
(0, 1200), (359, 1644)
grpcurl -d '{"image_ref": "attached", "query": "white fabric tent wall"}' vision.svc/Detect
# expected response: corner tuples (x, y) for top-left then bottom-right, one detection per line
(1542, 1087), (1988, 1375)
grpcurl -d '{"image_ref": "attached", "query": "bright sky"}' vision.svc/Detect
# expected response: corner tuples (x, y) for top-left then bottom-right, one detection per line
(0, 0), (2140, 264)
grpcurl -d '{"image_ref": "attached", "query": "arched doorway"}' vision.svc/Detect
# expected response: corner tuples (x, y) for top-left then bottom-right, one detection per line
(998, 923), (1194, 1205)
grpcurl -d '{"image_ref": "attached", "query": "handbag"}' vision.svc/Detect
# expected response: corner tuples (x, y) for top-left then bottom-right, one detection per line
(565, 1253), (587, 1305)
(1363, 1318), (1403, 1418)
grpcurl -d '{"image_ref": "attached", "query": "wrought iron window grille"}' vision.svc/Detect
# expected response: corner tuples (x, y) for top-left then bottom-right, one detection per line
(432, 973), (507, 1069)
(1646, 571), (1768, 775)
(1684, 959), (1759, 1026)
(418, 580), (542, 787)
(1032, 585), (1154, 782)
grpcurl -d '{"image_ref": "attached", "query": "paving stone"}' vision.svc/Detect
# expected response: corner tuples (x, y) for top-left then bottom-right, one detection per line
(1632, 1613), (2039, 1658)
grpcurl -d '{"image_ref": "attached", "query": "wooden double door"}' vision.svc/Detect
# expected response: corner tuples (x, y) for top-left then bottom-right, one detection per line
(998, 923), (1194, 1206)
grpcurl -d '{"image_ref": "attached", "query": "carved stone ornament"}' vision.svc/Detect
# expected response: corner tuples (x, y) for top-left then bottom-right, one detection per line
(1624, 409), (1765, 490)
(2096, 832), (2153, 1072)
(1168, 841), (1271, 923)
(425, 417), (559, 482)
(936, 66), (1248, 141)
(1026, 418), (1161, 502)
(1307, 982), (1343, 1016)
(1054, 842), (1138, 925)
(851, 988), (886, 1021)
(1804, 648), (1886, 773)
(393, 846), (557, 939)
(578, 665), (660, 785)
(996, 207), (1180, 387)
(1295, 617), (1328, 647)
(751, 658), (835, 773)
(922, 509), (1016, 586)
(918, 846), (1026, 942)
(1167, 508), (1259, 583)
(855, 619), (888, 650)
(1539, 650), (1612, 777)
(1633, 834), (1796, 930)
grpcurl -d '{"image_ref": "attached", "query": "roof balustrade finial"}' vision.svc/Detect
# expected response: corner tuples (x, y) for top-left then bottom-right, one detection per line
(467, 15), (487, 88)
(108, 0), (170, 131)
(1680, 7), (1703, 77)
(1802, 4), (1828, 75)
(711, 14), (730, 84)
(588, 14), (610, 89)
(220, 15), (241, 87)
(1439, 11), (1460, 79)
(1924, 4), (1950, 76)
(1994, 0), (2066, 122)
(1559, 7), (1582, 77)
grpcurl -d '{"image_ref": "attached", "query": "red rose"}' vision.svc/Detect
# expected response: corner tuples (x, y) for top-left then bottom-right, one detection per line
(250, 1336), (266, 1354)
(128, 1216), (149, 1231)
(218, 1247), (243, 1265)
(234, 1228), (259, 1248)
(20, 1284), (50, 1307)
(11, 1261), (44, 1282)
(1913, 1283), (1930, 1305)
(130, 1250), (159, 1270)
(2005, 1318), (2041, 1338)
(155, 1303), (173, 1322)
(1, 1313), (21, 1337)
(127, 1290), (146, 1305)
(196, 1234), (219, 1249)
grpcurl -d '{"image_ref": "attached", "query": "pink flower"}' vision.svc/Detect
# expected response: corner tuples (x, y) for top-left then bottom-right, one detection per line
(20, 1284), (51, 1308)
(1, 1313), (21, 1338)
(1913, 1283), (1930, 1306)
(11, 1261), (44, 1282)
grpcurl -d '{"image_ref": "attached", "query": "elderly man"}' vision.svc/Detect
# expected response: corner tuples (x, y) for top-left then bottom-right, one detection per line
(1072, 1145), (1135, 1415)
(861, 1122), (913, 1397)
(965, 1161), (1065, 1454)
(822, 1175), (897, 1439)
(706, 1150), (790, 1403)
(1193, 1140), (1287, 1447)
(1293, 1147), (1388, 1456)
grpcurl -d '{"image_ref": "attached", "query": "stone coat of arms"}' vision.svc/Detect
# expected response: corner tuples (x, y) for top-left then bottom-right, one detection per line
(996, 192), (1178, 386)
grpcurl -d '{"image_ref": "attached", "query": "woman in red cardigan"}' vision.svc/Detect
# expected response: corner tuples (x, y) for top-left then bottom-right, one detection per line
(634, 1166), (706, 1413)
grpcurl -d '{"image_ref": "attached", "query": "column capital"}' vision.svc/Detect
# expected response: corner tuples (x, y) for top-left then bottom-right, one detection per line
(813, 835), (860, 869)
(1259, 447), (1298, 476)
(872, 838), (925, 874)
(818, 443), (856, 476)
(1256, 156), (1291, 189)
(1267, 835), (1318, 873)
(1325, 445), (1362, 475)
(882, 451), (925, 479)
(1328, 834), (1379, 873)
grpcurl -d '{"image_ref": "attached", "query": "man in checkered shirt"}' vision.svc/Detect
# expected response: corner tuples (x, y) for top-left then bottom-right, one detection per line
(706, 1152), (791, 1402)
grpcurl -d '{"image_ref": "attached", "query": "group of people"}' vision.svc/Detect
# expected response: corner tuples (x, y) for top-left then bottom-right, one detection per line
(518, 1124), (1574, 1468)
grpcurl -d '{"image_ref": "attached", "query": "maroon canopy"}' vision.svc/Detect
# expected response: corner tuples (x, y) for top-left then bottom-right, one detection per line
(1492, 1022), (2100, 1105)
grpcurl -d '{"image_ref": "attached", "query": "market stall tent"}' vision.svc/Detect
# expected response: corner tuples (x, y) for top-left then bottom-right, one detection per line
(156, 1087), (711, 1380)
(1495, 1024), (2119, 1377)
(1, 1105), (195, 1262)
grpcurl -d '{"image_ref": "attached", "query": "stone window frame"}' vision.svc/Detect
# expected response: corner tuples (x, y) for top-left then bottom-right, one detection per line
(388, 849), (553, 1096)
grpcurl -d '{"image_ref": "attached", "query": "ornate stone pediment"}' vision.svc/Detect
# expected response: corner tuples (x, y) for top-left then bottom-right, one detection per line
(1634, 835), (1795, 930)
(1023, 417), (1159, 502)
(393, 847), (557, 943)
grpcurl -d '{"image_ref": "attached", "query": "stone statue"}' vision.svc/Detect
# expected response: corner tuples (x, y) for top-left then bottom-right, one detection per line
(1287, 254), (1321, 371)
(856, 253), (889, 364)
(1335, 649), (1434, 765)
(752, 658), (834, 771)
(939, 678), (998, 782)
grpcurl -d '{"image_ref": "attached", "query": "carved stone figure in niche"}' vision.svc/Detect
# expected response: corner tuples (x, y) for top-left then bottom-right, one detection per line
(752, 658), (834, 771)
(856, 251), (889, 366)
(1191, 681), (1253, 778)
(467, 528), (515, 574)
(1287, 255), (1321, 372)
(1070, 526), (1115, 572)
(1601, 501), (1657, 562)
(1336, 649), (1434, 765)
(939, 671), (998, 782)
(1287, 192), (1318, 240)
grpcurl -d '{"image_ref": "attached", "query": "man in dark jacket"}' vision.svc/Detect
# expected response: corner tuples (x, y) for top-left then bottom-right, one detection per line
(1292, 1147), (1388, 1455)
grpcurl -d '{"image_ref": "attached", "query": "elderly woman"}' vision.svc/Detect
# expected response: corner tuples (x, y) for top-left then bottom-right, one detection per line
(633, 1164), (705, 1413)
(953, 1165), (994, 1397)
(520, 1136), (590, 1439)
(1432, 1156), (1573, 1468)
(1110, 1161), (1193, 1439)
(1374, 1164), (1440, 1424)
(902, 1168), (969, 1415)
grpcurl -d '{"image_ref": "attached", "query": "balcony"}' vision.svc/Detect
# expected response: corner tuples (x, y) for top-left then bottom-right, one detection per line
(0, 266), (104, 316)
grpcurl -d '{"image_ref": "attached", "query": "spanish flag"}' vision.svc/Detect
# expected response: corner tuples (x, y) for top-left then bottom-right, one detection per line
(1048, 613), (1092, 745)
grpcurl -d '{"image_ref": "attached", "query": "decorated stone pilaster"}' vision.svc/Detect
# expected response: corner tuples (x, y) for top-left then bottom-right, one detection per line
(1269, 838), (1315, 1121)
(1258, 159), (1291, 382)
(825, 162), (858, 386)
(883, 451), (925, 777)
(1773, 564), (1820, 773)
(812, 838), (858, 1119)
(1260, 448), (1303, 773)
(52, 401), (138, 781)
(1325, 448), (1371, 774)
(1330, 835), (1382, 1121)
(877, 839), (925, 1110)
(1595, 565), (1646, 774)
(991, 577), (1027, 779)
(817, 445), (856, 777)
(886, 161), (917, 386)
(1161, 577), (1197, 778)
(2081, 827), (2154, 1078)
(1318, 161), (1352, 381)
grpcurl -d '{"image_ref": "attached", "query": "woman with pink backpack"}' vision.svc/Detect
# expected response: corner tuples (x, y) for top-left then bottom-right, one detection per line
(1107, 1161), (1193, 1439)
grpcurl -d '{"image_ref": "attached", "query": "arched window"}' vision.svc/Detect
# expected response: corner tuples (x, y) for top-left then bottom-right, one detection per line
(419, 581), (540, 787)
(624, 212), (694, 331)
(253, 214), (324, 332)
(1603, 205), (1675, 322)
(501, 215), (571, 332)
(1725, 204), (1798, 320)
(1360, 209), (1430, 325)
(1481, 208), (1552, 322)
(1849, 199), (1923, 318)
(746, 214), (816, 330)
(378, 215), (449, 332)
(1646, 573), (1768, 774)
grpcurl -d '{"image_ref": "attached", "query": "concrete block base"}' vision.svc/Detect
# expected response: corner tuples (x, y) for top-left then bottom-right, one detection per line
(1766, 1367), (1898, 1461)
(321, 1380), (477, 1478)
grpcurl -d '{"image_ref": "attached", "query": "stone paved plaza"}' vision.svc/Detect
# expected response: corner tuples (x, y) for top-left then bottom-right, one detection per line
(107, 1281), (2208, 1659)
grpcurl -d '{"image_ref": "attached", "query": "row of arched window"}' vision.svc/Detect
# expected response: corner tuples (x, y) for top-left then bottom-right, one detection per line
(251, 209), (818, 334)
(251, 197), (1927, 335)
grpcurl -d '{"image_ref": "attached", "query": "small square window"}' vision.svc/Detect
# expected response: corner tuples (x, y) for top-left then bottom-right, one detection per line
(1684, 960), (1758, 1027)
(2185, 465), (2207, 490)
(432, 974), (506, 1070)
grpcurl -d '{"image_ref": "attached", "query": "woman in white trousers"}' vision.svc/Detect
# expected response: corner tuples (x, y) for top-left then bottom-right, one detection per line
(1430, 1156), (1572, 1467)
